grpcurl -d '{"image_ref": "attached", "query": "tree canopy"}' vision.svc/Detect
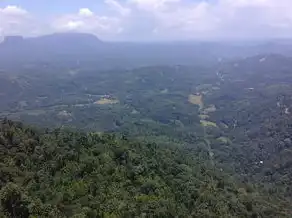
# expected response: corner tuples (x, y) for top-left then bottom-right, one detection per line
(0, 119), (290, 217)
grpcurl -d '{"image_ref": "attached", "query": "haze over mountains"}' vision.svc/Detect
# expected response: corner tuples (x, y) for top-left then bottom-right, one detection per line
(1, 32), (292, 70)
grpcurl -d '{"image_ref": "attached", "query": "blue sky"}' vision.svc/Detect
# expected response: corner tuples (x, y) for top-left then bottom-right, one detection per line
(0, 0), (292, 41)
(0, 0), (110, 15)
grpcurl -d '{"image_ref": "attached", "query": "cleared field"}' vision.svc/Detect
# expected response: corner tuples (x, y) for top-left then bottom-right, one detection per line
(188, 94), (203, 109)
(199, 114), (209, 120)
(95, 98), (119, 105)
(200, 120), (217, 128)
(217, 137), (230, 144)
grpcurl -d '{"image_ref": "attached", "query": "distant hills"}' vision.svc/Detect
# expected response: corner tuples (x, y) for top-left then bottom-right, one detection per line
(0, 33), (105, 60)
(1, 33), (103, 48)
(1, 32), (292, 69)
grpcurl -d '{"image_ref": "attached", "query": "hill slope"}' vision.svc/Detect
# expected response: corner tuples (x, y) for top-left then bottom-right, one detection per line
(0, 119), (290, 217)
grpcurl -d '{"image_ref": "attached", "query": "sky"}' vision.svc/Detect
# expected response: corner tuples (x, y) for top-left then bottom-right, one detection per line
(0, 0), (292, 41)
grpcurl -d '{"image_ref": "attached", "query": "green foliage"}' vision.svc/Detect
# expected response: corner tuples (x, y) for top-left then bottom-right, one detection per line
(0, 120), (289, 217)
(1, 54), (292, 216)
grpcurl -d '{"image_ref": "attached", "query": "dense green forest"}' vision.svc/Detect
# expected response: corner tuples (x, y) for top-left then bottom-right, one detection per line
(2, 34), (292, 217)
(0, 119), (290, 217)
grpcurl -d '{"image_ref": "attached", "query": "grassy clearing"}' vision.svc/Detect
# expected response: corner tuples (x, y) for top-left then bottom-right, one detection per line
(200, 120), (217, 128)
(95, 98), (119, 105)
(199, 114), (209, 120)
(217, 137), (231, 144)
(188, 94), (203, 109)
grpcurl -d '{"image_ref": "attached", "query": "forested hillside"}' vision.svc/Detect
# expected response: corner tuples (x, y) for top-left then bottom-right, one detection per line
(2, 119), (290, 217)
(2, 54), (292, 205)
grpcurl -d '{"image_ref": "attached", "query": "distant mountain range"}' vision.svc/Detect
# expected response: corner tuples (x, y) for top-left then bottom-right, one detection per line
(0, 33), (105, 58)
(1, 32), (292, 69)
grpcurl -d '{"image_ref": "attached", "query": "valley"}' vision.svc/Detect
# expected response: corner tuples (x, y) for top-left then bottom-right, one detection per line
(1, 34), (292, 217)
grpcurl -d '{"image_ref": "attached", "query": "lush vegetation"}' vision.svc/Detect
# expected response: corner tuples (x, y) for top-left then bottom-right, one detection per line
(1, 34), (292, 216)
(0, 119), (290, 217)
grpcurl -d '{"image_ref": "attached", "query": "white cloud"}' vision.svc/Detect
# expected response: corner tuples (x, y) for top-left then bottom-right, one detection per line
(129, 0), (180, 11)
(78, 8), (94, 17)
(1, 5), (28, 15)
(51, 9), (122, 39)
(0, 5), (34, 36)
(105, 0), (131, 16)
(125, 0), (292, 39)
(1, 1), (292, 40)
(67, 21), (85, 30)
